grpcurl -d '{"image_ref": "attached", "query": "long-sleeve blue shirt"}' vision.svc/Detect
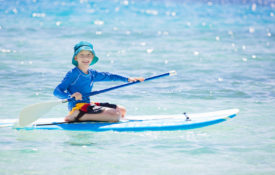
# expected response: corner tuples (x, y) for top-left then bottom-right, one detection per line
(53, 67), (129, 111)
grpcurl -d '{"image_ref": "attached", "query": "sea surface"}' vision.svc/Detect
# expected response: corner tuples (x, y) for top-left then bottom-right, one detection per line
(0, 0), (274, 174)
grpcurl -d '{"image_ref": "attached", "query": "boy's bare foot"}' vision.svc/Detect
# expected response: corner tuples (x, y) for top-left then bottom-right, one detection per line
(64, 110), (80, 122)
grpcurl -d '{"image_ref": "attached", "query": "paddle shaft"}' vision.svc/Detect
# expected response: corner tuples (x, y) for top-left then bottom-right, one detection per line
(64, 71), (175, 103)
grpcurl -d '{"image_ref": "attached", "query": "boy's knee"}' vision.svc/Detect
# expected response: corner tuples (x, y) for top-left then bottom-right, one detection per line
(105, 108), (121, 120)
(117, 105), (126, 114)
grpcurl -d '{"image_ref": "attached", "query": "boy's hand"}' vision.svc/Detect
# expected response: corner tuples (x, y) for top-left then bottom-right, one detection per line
(71, 92), (83, 101)
(128, 77), (145, 82)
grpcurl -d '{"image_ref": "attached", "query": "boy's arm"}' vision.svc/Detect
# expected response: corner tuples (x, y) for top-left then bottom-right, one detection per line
(92, 70), (129, 82)
(53, 71), (74, 99)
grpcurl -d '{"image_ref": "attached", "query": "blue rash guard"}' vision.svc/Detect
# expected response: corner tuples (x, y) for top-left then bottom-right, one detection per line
(53, 67), (129, 111)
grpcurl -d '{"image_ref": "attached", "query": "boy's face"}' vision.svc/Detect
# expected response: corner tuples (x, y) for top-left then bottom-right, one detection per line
(74, 50), (94, 67)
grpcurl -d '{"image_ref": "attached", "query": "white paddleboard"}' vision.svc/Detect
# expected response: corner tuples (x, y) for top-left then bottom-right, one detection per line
(0, 109), (239, 132)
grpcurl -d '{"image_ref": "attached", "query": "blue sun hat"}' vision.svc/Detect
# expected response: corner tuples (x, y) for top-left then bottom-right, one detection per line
(72, 41), (99, 66)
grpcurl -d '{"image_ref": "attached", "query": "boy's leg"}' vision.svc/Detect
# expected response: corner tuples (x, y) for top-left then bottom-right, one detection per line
(81, 107), (122, 122)
(65, 107), (121, 122)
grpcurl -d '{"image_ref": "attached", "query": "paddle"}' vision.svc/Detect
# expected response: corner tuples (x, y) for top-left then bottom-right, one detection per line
(18, 70), (176, 127)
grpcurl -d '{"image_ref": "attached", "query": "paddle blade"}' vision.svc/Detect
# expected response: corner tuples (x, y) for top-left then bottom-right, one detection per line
(18, 100), (61, 127)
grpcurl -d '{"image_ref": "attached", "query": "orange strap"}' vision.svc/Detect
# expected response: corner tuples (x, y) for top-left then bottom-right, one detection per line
(69, 103), (90, 115)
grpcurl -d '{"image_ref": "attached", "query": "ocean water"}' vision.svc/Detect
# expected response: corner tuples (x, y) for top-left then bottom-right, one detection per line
(0, 0), (274, 174)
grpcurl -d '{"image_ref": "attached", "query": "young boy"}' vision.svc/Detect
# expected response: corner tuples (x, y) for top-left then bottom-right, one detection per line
(53, 41), (144, 122)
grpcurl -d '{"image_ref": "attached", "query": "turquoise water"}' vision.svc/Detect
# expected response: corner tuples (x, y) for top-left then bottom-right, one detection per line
(0, 0), (274, 174)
